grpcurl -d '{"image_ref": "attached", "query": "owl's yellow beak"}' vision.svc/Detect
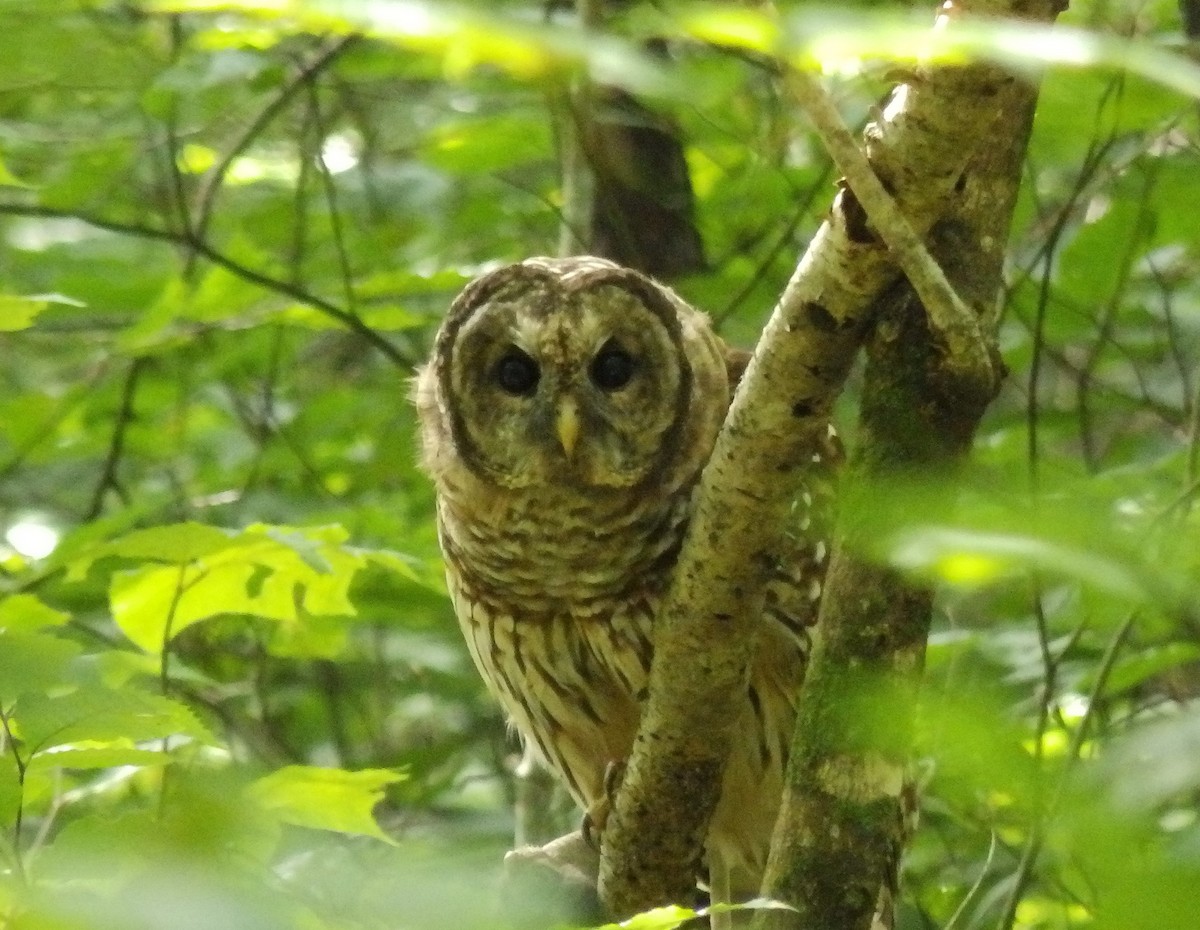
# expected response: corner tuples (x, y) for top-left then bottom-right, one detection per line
(556, 399), (580, 459)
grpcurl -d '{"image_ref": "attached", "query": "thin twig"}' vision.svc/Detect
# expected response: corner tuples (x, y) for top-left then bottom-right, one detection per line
(943, 832), (999, 930)
(192, 35), (357, 246)
(86, 357), (146, 520)
(996, 612), (1135, 930)
(0, 707), (29, 886)
(714, 170), (832, 326)
(304, 72), (358, 312)
(0, 203), (410, 367)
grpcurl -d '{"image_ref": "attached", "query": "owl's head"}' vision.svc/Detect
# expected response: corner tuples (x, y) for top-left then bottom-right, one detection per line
(415, 257), (729, 493)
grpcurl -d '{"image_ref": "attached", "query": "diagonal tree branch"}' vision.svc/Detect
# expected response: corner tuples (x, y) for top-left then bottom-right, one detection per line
(789, 69), (995, 392)
(191, 34), (358, 247)
(598, 0), (1062, 917)
(757, 19), (1061, 930)
(0, 203), (410, 368)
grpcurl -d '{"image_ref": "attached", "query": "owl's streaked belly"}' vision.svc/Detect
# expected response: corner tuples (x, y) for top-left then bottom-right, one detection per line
(436, 487), (680, 806)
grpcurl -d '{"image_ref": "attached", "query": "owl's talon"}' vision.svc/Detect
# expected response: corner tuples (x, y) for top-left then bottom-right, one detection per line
(581, 807), (603, 850)
(603, 759), (627, 799)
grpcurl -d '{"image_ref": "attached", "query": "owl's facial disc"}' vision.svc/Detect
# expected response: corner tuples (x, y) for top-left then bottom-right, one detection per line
(447, 281), (690, 491)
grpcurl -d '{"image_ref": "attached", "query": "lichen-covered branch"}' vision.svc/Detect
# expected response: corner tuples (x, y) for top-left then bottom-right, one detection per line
(598, 0), (1060, 917)
(757, 44), (1054, 930)
(788, 69), (994, 393)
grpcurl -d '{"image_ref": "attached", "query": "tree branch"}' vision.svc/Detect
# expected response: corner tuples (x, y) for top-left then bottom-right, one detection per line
(598, 0), (1060, 917)
(86, 356), (146, 520)
(757, 8), (1061, 928)
(789, 69), (995, 392)
(191, 34), (357, 247)
(0, 203), (411, 368)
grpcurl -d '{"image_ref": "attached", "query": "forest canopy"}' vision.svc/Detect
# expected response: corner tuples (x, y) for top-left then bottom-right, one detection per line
(1, 1), (1199, 929)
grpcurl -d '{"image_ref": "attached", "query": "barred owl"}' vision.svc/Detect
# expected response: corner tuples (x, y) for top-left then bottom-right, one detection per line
(414, 256), (833, 895)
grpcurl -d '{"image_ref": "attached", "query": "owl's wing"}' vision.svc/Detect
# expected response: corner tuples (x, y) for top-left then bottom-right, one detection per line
(722, 344), (752, 391)
(763, 422), (842, 649)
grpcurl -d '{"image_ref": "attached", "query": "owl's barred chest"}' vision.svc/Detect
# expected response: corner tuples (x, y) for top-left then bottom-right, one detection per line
(436, 486), (690, 619)
(436, 485), (692, 806)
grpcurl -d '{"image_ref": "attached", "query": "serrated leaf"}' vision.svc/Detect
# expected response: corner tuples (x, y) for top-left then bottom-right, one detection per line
(0, 593), (70, 632)
(248, 765), (405, 842)
(67, 522), (236, 581)
(109, 525), (365, 651)
(0, 631), (83, 704)
(28, 744), (170, 771)
(16, 685), (214, 755)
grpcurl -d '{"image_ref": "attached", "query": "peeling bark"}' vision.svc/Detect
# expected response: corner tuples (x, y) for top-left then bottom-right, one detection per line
(598, 0), (1061, 918)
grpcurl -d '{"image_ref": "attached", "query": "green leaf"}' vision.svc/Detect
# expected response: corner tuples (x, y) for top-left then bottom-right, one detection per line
(0, 593), (70, 632)
(1093, 643), (1200, 696)
(16, 685), (214, 755)
(0, 294), (47, 331)
(0, 756), (20, 824)
(596, 905), (699, 930)
(886, 525), (1146, 599)
(0, 157), (30, 187)
(424, 113), (552, 174)
(28, 744), (170, 771)
(248, 765), (406, 842)
(267, 613), (349, 659)
(0, 292), (86, 331)
(67, 522), (236, 581)
(107, 524), (365, 651)
(0, 631), (82, 704)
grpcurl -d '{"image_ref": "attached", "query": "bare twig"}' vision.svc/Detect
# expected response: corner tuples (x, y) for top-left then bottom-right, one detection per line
(0, 203), (410, 367)
(996, 613), (1135, 930)
(191, 35), (357, 246)
(86, 357), (146, 520)
(304, 72), (358, 313)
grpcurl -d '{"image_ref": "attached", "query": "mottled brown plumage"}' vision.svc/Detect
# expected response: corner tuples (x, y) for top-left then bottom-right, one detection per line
(415, 256), (833, 894)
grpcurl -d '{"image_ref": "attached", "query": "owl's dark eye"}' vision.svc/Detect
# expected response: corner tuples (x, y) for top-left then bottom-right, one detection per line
(493, 349), (540, 396)
(590, 343), (636, 392)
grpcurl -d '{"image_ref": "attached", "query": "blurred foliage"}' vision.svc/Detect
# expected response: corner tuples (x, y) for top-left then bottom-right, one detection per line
(0, 1), (1198, 929)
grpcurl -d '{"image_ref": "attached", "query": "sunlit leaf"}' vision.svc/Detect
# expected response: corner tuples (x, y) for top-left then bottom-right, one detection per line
(679, 7), (780, 52)
(887, 525), (1146, 599)
(0, 293), (83, 331)
(16, 686), (214, 755)
(596, 904), (698, 930)
(0, 593), (70, 632)
(248, 765), (406, 842)
(28, 743), (170, 771)
(0, 630), (83, 703)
